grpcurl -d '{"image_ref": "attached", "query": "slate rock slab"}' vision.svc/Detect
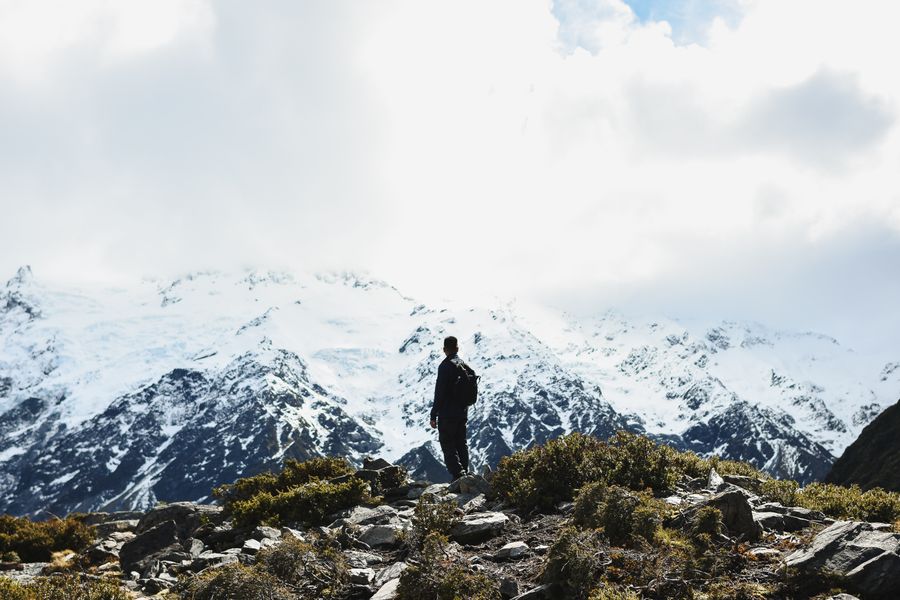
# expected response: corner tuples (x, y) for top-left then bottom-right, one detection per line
(450, 512), (508, 544)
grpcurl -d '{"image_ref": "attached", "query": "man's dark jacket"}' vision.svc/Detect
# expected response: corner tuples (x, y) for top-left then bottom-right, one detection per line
(430, 354), (467, 421)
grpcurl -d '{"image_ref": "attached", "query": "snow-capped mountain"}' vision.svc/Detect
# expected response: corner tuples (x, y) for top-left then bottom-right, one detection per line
(0, 266), (896, 516)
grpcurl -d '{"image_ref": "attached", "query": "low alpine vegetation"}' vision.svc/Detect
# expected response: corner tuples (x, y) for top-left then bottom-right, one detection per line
(213, 457), (373, 527)
(0, 574), (127, 600)
(395, 532), (500, 600)
(0, 515), (95, 562)
(177, 533), (349, 600)
(572, 482), (668, 547)
(407, 492), (461, 549)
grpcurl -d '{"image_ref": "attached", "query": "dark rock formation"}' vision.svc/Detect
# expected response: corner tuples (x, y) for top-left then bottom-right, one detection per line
(826, 399), (900, 491)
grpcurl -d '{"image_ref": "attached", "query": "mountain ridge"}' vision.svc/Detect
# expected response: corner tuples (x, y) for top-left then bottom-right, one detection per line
(0, 266), (896, 516)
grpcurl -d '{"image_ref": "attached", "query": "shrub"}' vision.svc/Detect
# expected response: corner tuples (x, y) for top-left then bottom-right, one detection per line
(0, 515), (95, 562)
(408, 493), (460, 548)
(256, 536), (348, 599)
(227, 477), (372, 527)
(396, 533), (500, 600)
(760, 479), (799, 506)
(2, 550), (21, 562)
(703, 581), (772, 600)
(543, 528), (608, 600)
(588, 586), (641, 600)
(492, 432), (607, 512)
(493, 431), (768, 513)
(573, 484), (666, 547)
(178, 562), (295, 600)
(213, 457), (355, 511)
(0, 575), (127, 600)
(795, 483), (900, 522)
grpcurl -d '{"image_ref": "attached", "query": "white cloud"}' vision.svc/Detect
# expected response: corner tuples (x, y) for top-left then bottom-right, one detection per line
(0, 0), (898, 351)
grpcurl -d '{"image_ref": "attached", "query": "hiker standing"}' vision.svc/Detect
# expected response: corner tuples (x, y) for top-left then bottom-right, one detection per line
(430, 335), (478, 480)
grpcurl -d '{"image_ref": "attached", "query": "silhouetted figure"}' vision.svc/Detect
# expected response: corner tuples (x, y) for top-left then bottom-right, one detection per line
(430, 336), (471, 480)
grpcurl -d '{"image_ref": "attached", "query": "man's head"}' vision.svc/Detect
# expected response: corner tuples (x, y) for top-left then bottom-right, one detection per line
(443, 336), (458, 357)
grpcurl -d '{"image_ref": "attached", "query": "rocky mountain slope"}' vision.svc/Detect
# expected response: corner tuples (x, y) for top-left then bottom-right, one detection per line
(825, 398), (900, 492)
(1, 266), (897, 515)
(2, 454), (898, 599)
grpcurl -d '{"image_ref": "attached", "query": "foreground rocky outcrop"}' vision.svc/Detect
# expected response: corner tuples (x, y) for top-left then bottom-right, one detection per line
(2, 454), (899, 600)
(826, 398), (900, 492)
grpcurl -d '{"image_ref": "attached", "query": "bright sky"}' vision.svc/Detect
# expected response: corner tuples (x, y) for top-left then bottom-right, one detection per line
(1, 0), (898, 353)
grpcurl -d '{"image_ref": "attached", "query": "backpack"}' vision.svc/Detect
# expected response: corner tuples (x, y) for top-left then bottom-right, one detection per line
(452, 358), (479, 407)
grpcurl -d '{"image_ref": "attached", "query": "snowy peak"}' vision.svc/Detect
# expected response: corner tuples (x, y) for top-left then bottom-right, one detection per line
(0, 267), (897, 515)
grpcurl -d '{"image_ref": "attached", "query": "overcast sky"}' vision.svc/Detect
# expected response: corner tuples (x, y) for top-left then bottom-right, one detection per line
(1, 0), (898, 354)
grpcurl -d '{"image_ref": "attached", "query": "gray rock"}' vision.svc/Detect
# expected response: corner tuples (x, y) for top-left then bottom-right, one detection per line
(500, 577), (520, 598)
(371, 578), (401, 600)
(185, 538), (205, 558)
(280, 526), (305, 541)
(823, 595), (861, 600)
(785, 520), (900, 598)
(190, 552), (239, 571)
(752, 511), (786, 531)
(495, 541), (528, 559)
(747, 547), (781, 560)
(136, 502), (223, 540)
(339, 505), (399, 527)
(345, 550), (384, 568)
(707, 468), (725, 489)
(364, 457), (394, 470)
(110, 531), (136, 543)
(81, 511), (145, 526)
(349, 567), (376, 585)
(422, 483), (450, 496)
(119, 520), (181, 574)
(242, 539), (262, 555)
(94, 519), (139, 537)
(703, 487), (762, 541)
(450, 512), (508, 544)
(374, 562), (407, 588)
(448, 474), (491, 495)
(360, 523), (405, 548)
(251, 525), (282, 540)
(462, 494), (488, 513)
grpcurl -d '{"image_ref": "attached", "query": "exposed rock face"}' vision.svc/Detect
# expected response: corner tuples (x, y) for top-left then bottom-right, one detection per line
(785, 520), (900, 599)
(826, 399), (900, 492)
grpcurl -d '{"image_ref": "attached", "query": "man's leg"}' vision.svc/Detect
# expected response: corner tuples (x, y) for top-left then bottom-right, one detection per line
(455, 420), (469, 475)
(438, 419), (462, 479)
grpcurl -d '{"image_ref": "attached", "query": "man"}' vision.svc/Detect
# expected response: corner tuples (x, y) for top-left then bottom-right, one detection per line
(430, 335), (470, 480)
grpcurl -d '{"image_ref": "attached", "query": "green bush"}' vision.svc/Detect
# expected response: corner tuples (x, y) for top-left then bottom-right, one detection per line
(0, 515), (95, 562)
(178, 562), (295, 600)
(408, 493), (460, 548)
(588, 586), (641, 600)
(213, 457), (355, 511)
(0, 575), (127, 600)
(703, 581), (772, 600)
(794, 483), (900, 522)
(573, 483), (666, 547)
(492, 432), (607, 512)
(396, 532), (500, 600)
(227, 476), (372, 527)
(760, 479), (799, 506)
(256, 536), (348, 599)
(492, 431), (770, 513)
(2, 550), (21, 562)
(543, 528), (608, 600)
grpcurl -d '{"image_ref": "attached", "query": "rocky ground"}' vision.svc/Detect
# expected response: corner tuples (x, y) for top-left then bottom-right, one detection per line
(1, 459), (898, 599)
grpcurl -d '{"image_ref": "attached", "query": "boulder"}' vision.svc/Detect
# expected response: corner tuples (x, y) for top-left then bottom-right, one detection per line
(707, 468), (725, 490)
(81, 511), (145, 526)
(349, 567), (376, 585)
(364, 457), (393, 470)
(190, 552), (239, 571)
(448, 474), (491, 496)
(94, 519), (139, 537)
(136, 502), (223, 540)
(119, 520), (181, 574)
(359, 523), (405, 548)
(371, 578), (401, 600)
(450, 512), (508, 544)
(374, 562), (407, 588)
(703, 487), (762, 541)
(495, 541), (528, 559)
(785, 520), (900, 599)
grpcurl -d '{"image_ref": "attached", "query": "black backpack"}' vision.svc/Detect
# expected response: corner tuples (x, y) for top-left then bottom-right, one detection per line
(452, 358), (479, 407)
